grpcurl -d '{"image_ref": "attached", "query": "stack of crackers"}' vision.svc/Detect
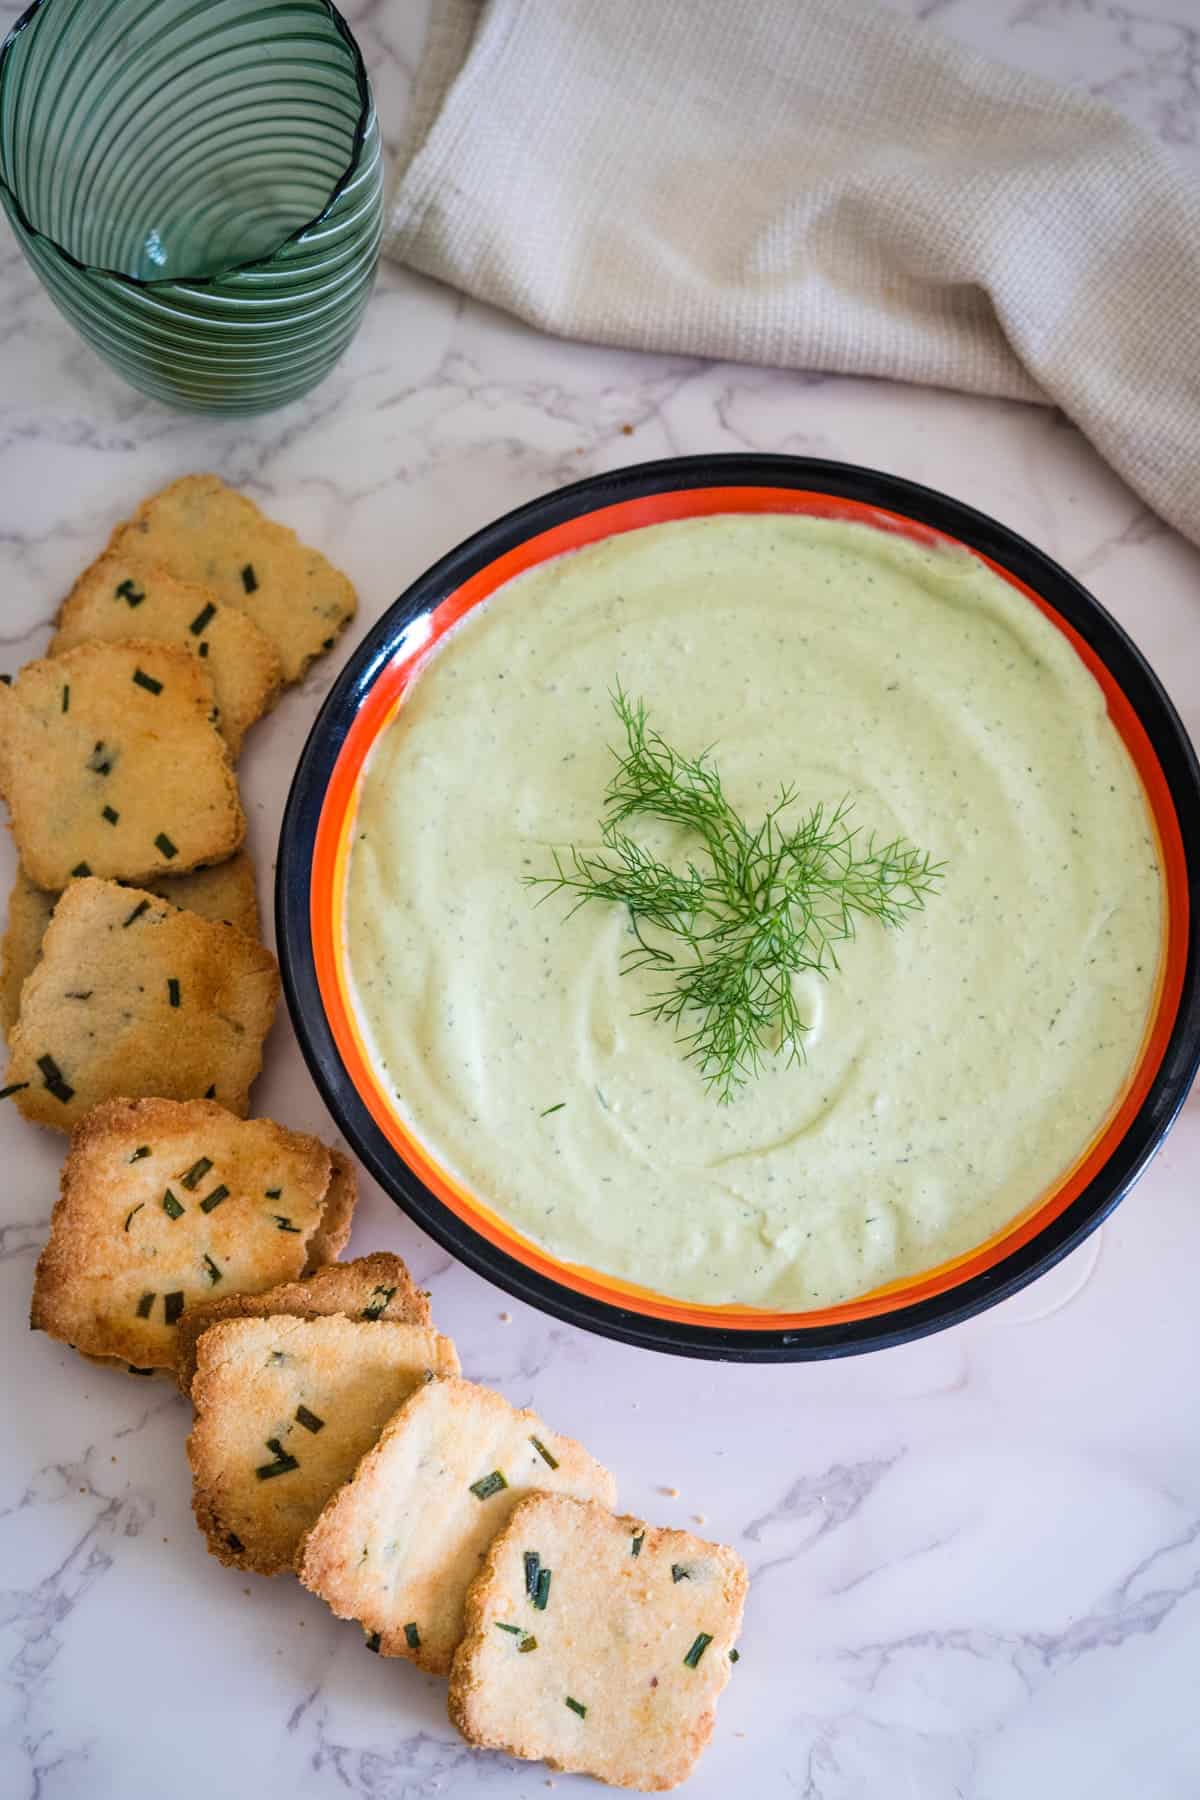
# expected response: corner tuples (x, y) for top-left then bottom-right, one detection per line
(5, 477), (748, 1793)
(0, 473), (356, 1125)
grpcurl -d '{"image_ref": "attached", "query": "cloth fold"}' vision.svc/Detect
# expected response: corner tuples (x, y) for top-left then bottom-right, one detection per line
(388, 0), (1200, 548)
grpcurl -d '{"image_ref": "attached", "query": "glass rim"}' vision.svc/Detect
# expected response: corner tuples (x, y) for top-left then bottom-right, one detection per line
(0, 0), (374, 291)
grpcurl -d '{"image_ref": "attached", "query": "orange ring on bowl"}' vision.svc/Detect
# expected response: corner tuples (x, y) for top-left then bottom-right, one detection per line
(278, 456), (1200, 1359)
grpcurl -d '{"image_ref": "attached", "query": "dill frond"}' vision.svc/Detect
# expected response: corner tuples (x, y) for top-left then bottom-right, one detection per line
(525, 687), (944, 1101)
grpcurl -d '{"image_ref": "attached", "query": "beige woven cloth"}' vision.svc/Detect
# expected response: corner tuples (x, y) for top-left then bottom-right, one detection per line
(388, 0), (1200, 546)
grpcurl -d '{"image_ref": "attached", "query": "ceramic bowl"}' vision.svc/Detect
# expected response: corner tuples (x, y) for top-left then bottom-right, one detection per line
(277, 455), (1200, 1360)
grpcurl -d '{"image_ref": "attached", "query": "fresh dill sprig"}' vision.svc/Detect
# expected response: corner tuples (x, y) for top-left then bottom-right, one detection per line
(525, 686), (944, 1102)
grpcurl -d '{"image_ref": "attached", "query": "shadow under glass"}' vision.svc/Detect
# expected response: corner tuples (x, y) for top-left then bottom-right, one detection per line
(0, 0), (363, 281)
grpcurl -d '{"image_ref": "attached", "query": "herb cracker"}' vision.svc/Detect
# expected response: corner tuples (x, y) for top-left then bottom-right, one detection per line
(188, 1314), (460, 1575)
(4, 880), (278, 1129)
(111, 474), (356, 684)
(31, 1098), (343, 1371)
(449, 1494), (747, 1790)
(0, 855), (260, 1041)
(0, 639), (243, 889)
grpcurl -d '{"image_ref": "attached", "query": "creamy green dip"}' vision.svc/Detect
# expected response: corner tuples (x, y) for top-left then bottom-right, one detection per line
(346, 515), (1162, 1309)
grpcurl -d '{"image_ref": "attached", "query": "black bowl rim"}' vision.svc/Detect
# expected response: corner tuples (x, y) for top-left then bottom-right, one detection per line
(277, 453), (1200, 1361)
(0, 0), (372, 290)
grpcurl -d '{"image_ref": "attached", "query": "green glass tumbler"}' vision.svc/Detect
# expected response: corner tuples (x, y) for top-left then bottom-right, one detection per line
(0, 0), (384, 413)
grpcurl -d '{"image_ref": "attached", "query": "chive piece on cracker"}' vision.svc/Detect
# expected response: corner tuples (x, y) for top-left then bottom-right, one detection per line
(255, 1437), (299, 1481)
(470, 1471), (508, 1502)
(37, 1053), (74, 1104)
(362, 1285), (396, 1321)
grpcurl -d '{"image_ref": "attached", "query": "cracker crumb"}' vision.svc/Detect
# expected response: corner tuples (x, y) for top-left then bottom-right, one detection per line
(693, 1512), (707, 1525)
(621, 423), (634, 435)
(498, 1311), (512, 1324)
(660, 1484), (680, 1498)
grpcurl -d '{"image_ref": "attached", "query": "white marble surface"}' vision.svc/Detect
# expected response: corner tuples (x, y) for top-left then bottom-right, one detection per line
(2, 2), (1200, 1796)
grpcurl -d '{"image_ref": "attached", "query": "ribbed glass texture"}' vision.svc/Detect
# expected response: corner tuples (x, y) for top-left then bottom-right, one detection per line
(0, 0), (383, 413)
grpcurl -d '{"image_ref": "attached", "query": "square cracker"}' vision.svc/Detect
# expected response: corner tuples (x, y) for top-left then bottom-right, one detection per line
(0, 639), (243, 889)
(449, 1495), (747, 1791)
(297, 1376), (616, 1675)
(111, 474), (356, 684)
(4, 878), (278, 1130)
(176, 1250), (429, 1394)
(0, 855), (260, 1039)
(31, 1097), (340, 1372)
(188, 1315), (460, 1575)
(50, 552), (282, 758)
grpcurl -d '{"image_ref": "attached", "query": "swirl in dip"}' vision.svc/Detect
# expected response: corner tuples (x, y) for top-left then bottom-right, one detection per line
(345, 515), (1163, 1310)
